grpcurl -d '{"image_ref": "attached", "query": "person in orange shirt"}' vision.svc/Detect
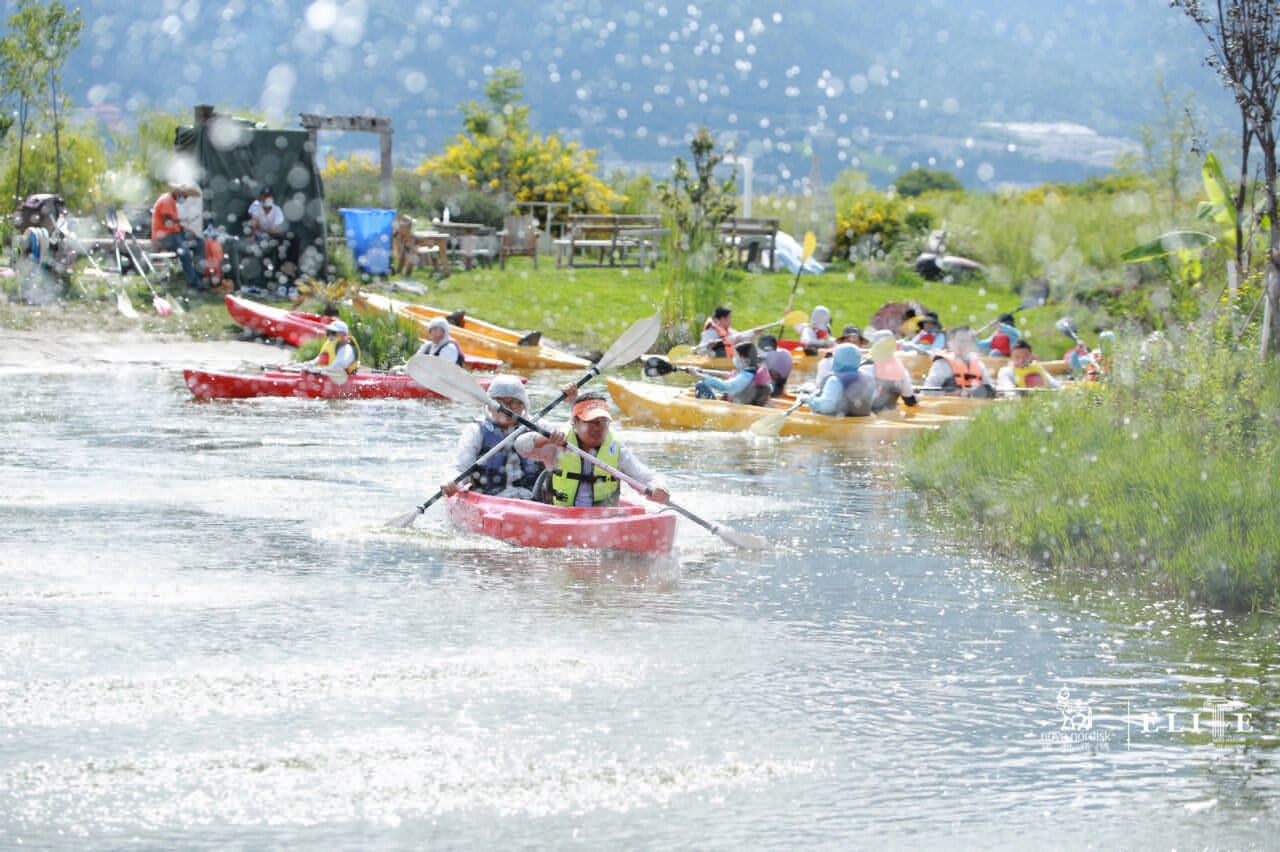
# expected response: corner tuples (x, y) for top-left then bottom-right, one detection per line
(150, 185), (206, 289)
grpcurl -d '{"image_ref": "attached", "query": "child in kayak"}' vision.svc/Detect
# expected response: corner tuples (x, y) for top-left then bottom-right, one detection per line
(441, 375), (544, 500)
(516, 390), (670, 508)
(693, 341), (772, 406)
(416, 316), (465, 367)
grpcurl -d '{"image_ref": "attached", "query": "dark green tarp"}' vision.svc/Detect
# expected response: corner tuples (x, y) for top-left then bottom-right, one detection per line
(175, 120), (327, 280)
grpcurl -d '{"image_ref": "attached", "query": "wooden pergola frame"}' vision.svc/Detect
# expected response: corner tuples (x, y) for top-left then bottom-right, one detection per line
(299, 113), (394, 209)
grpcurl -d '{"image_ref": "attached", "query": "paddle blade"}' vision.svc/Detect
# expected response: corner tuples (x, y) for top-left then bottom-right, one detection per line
(782, 309), (809, 328)
(598, 314), (661, 371)
(801, 231), (817, 263)
(387, 507), (425, 529)
(667, 345), (695, 361)
(116, 289), (139, 318)
(406, 353), (490, 404)
(154, 295), (172, 316)
(749, 412), (789, 437)
(1056, 318), (1081, 342)
(717, 525), (772, 551)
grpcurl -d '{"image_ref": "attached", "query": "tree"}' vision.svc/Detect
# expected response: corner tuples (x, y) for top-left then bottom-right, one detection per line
(0, 0), (83, 202)
(418, 67), (619, 224)
(655, 126), (738, 331)
(893, 168), (964, 198)
(1172, 0), (1280, 356)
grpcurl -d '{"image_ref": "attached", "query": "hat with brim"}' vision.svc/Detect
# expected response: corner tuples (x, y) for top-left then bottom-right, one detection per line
(573, 398), (612, 421)
(869, 335), (898, 364)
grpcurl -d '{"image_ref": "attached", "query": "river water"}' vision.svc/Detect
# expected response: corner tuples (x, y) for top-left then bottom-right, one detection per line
(3, 341), (1278, 850)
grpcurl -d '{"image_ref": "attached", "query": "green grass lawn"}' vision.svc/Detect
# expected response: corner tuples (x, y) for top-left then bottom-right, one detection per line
(387, 258), (1077, 358)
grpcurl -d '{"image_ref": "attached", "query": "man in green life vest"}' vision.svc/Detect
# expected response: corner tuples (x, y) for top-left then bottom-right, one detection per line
(515, 389), (670, 508)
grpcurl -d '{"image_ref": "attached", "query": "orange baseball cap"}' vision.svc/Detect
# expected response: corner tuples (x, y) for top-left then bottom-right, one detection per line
(573, 398), (612, 421)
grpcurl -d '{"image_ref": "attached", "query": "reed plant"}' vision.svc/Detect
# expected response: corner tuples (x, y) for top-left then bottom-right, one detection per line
(903, 323), (1280, 612)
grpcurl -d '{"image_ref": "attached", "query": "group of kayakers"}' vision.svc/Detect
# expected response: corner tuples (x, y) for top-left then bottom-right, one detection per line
(690, 300), (1109, 414)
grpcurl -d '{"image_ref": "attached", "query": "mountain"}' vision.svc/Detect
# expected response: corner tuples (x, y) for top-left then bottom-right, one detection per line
(64, 0), (1235, 190)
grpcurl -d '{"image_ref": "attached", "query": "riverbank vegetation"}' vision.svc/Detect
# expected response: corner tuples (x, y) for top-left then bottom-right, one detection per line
(903, 322), (1280, 612)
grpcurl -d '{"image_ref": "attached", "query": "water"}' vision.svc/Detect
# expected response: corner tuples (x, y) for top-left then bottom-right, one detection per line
(3, 348), (1278, 850)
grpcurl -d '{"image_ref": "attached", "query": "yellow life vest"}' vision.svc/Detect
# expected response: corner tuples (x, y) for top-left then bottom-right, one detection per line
(550, 430), (621, 507)
(317, 337), (361, 375)
(1012, 363), (1047, 388)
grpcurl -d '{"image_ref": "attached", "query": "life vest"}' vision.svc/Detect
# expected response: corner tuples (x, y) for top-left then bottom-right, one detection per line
(934, 351), (983, 389)
(428, 338), (466, 367)
(728, 366), (772, 406)
(833, 370), (875, 417)
(703, 317), (731, 350)
(473, 418), (543, 494)
(549, 430), (621, 507)
(1012, 363), (1047, 388)
(316, 337), (361, 375)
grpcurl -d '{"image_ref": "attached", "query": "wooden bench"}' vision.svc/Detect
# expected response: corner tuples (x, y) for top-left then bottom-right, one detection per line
(554, 214), (664, 268)
(719, 216), (780, 271)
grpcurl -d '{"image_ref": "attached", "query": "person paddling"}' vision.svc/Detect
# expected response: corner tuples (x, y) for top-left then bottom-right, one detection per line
(798, 305), (836, 354)
(866, 331), (918, 412)
(922, 326), (994, 396)
(693, 341), (772, 406)
(755, 334), (794, 396)
(441, 375), (544, 500)
(516, 390), (670, 507)
(304, 319), (360, 375)
(697, 306), (749, 356)
(417, 316), (465, 367)
(807, 343), (875, 417)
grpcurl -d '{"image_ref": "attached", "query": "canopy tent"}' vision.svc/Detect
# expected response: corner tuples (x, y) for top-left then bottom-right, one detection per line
(174, 110), (328, 281)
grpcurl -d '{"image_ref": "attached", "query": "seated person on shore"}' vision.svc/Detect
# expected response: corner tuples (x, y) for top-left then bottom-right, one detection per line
(693, 341), (773, 406)
(798, 305), (836, 354)
(977, 313), (1022, 356)
(903, 311), (947, 354)
(516, 390), (670, 507)
(865, 331), (918, 412)
(303, 319), (360, 376)
(440, 375), (544, 500)
(150, 185), (206, 290)
(177, 185), (231, 292)
(807, 344), (875, 417)
(417, 316), (465, 366)
(755, 334), (793, 396)
(921, 325), (994, 397)
(996, 340), (1063, 391)
(698, 306), (749, 356)
(245, 186), (297, 291)
(392, 215), (420, 277)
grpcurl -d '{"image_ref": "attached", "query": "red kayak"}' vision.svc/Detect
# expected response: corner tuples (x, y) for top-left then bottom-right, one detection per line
(224, 293), (502, 371)
(446, 491), (677, 554)
(183, 368), (511, 401)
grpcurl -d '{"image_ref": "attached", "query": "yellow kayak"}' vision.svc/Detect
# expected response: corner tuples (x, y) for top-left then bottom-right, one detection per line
(604, 377), (972, 440)
(355, 292), (592, 371)
(894, 349), (1070, 377)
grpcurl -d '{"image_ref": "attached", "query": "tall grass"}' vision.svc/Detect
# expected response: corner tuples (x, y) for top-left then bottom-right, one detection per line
(903, 323), (1280, 611)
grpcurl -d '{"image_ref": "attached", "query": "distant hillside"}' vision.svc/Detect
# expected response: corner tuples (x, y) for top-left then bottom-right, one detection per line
(62, 0), (1235, 190)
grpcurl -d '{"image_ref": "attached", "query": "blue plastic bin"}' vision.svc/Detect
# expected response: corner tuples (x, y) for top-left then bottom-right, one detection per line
(338, 208), (396, 275)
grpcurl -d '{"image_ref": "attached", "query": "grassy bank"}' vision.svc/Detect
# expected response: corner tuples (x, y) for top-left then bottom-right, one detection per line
(902, 326), (1280, 612)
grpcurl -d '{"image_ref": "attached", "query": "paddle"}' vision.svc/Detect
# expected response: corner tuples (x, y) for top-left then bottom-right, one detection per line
(642, 355), (729, 379)
(780, 231), (817, 336)
(1056, 317), (1082, 345)
(59, 223), (138, 319)
(386, 314), (661, 529)
(749, 395), (810, 437)
(106, 208), (174, 316)
(409, 356), (769, 550)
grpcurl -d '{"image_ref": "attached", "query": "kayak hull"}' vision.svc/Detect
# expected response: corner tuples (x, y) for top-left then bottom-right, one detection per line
(605, 377), (970, 439)
(225, 293), (502, 371)
(183, 368), (505, 400)
(225, 293), (331, 347)
(446, 491), (677, 554)
(356, 293), (591, 371)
